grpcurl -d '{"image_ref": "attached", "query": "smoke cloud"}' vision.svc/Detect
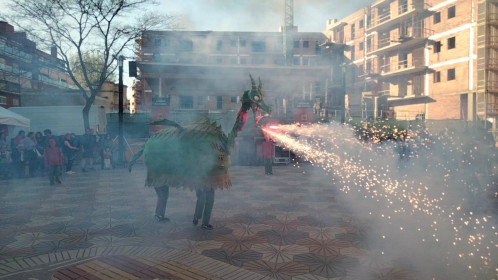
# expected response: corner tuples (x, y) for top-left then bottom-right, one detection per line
(263, 122), (497, 279)
(160, 0), (374, 32)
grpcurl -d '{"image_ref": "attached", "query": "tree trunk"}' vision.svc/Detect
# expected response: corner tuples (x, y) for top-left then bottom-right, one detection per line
(82, 104), (90, 131)
(82, 89), (97, 131)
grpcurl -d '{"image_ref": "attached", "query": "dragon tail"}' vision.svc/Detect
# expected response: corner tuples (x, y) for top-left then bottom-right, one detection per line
(128, 144), (145, 172)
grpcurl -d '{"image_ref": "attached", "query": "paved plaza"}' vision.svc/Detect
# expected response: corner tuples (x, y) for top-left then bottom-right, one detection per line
(1, 163), (422, 279)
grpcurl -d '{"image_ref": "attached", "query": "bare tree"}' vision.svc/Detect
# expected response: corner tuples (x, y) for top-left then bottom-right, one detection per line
(2, 0), (176, 129)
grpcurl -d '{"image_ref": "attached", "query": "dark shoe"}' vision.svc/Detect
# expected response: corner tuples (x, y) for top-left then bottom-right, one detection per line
(201, 224), (213, 230)
(154, 215), (170, 222)
(193, 217), (198, 225)
(56, 180), (62, 184)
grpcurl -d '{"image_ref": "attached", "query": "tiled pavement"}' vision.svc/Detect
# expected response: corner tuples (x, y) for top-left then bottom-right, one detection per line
(0, 164), (418, 280)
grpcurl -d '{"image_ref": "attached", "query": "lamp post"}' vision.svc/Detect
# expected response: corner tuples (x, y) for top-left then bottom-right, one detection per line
(118, 55), (125, 167)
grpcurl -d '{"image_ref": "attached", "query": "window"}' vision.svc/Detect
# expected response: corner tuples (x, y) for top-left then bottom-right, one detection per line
(448, 5), (456, 18)
(154, 38), (161, 46)
(367, 38), (371, 52)
(216, 57), (222, 64)
(197, 96), (206, 106)
(180, 96), (193, 109)
(230, 96), (238, 103)
(447, 68), (455, 80)
(251, 41), (266, 52)
(366, 61), (371, 73)
(434, 41), (441, 53)
(179, 40), (193, 51)
(359, 42), (364, 51)
(303, 41), (309, 48)
(216, 96), (223, 109)
(240, 40), (246, 47)
(230, 40), (236, 47)
(240, 58), (247, 64)
(293, 57), (300, 65)
(433, 12), (441, 24)
(448, 37), (455, 49)
(434, 71), (441, 83)
(351, 47), (355, 61)
(0, 96), (6, 105)
(303, 58), (309, 66)
(351, 24), (355, 40)
(216, 40), (222, 51)
(359, 19), (364, 29)
(399, 0), (408, 14)
(294, 41), (299, 48)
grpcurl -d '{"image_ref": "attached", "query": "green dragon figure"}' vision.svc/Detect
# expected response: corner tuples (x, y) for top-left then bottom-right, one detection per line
(128, 75), (271, 229)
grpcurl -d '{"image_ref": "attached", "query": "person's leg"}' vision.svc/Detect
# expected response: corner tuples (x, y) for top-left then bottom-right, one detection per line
(81, 157), (86, 171)
(55, 166), (62, 183)
(264, 159), (270, 174)
(48, 166), (55, 185)
(201, 189), (215, 229)
(154, 186), (170, 221)
(193, 190), (206, 225)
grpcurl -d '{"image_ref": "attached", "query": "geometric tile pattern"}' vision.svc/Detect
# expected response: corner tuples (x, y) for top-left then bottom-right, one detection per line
(0, 165), (419, 279)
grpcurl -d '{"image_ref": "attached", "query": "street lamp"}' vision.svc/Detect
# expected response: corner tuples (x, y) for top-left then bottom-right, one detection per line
(118, 55), (125, 167)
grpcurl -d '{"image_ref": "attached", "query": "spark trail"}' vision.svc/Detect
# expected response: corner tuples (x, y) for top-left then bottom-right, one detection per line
(263, 122), (497, 279)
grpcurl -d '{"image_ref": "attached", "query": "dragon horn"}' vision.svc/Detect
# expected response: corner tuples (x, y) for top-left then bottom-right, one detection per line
(258, 77), (262, 93)
(250, 74), (256, 90)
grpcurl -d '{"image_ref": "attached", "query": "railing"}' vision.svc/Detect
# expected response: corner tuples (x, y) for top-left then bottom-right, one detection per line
(0, 40), (32, 62)
(486, 36), (498, 47)
(0, 62), (32, 78)
(380, 57), (426, 75)
(488, 13), (498, 23)
(371, 27), (434, 53)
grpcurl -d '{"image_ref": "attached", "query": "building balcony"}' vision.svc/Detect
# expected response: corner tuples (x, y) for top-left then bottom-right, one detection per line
(485, 36), (498, 48)
(0, 40), (32, 63)
(367, 28), (434, 56)
(488, 59), (498, 71)
(380, 59), (427, 78)
(488, 13), (498, 26)
(367, 2), (430, 32)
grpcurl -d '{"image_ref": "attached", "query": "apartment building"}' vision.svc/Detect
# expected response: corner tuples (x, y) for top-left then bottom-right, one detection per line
(0, 21), (76, 108)
(135, 30), (330, 123)
(325, 0), (497, 139)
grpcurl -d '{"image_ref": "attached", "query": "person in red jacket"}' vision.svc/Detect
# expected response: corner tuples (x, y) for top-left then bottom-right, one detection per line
(44, 139), (63, 185)
(262, 137), (274, 175)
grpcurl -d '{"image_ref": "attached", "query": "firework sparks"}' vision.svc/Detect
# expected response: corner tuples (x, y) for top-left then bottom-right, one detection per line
(263, 122), (497, 278)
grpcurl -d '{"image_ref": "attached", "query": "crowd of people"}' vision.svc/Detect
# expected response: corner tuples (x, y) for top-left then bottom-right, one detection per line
(0, 128), (118, 184)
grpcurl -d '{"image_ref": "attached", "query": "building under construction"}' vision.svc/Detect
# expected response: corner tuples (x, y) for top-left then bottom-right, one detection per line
(134, 0), (498, 145)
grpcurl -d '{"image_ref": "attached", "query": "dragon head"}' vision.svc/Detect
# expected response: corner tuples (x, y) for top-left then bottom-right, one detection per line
(244, 75), (271, 124)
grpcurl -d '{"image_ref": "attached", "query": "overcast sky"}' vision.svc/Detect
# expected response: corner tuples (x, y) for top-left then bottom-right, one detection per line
(161, 0), (374, 32)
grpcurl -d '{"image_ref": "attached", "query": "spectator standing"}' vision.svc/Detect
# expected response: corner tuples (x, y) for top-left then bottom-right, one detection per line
(14, 130), (25, 147)
(0, 130), (8, 150)
(44, 139), (63, 185)
(100, 134), (114, 169)
(262, 138), (274, 175)
(80, 128), (97, 172)
(102, 147), (112, 169)
(62, 133), (79, 174)
(11, 144), (29, 178)
(19, 132), (38, 176)
(0, 144), (12, 178)
(42, 129), (59, 149)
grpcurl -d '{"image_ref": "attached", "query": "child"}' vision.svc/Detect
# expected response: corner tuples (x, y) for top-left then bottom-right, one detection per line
(44, 139), (63, 185)
(103, 147), (112, 169)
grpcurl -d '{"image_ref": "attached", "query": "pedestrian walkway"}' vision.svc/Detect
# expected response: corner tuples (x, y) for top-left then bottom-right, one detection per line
(0, 164), (417, 279)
